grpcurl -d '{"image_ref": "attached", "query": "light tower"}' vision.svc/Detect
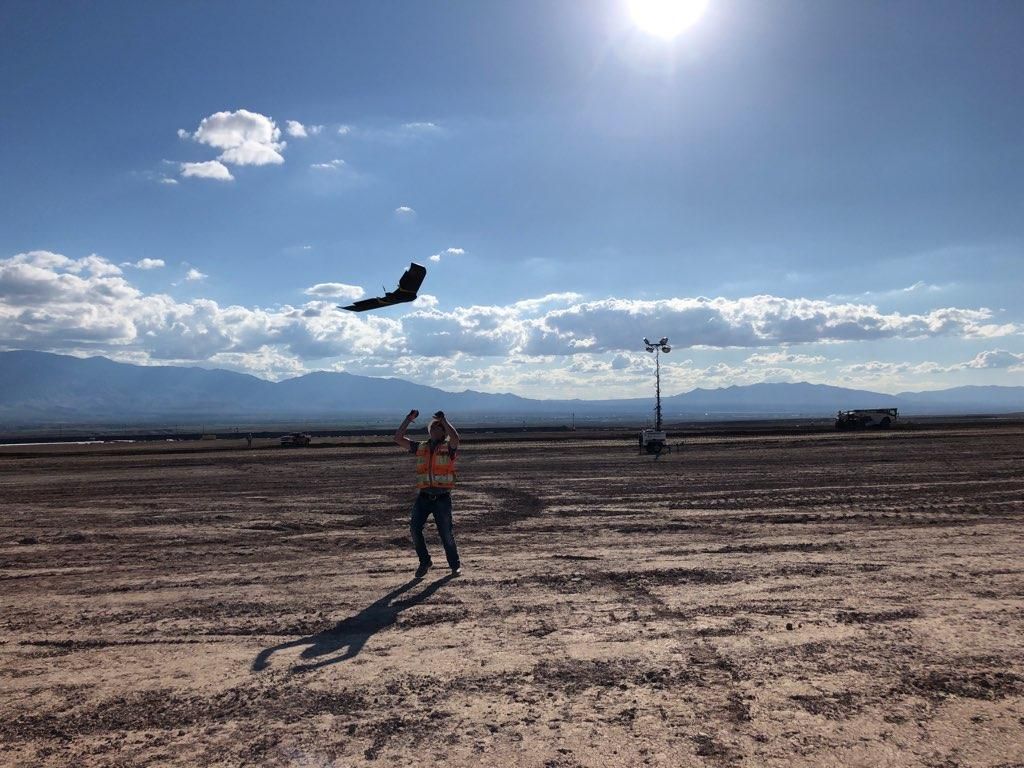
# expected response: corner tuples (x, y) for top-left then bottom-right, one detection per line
(643, 336), (671, 431)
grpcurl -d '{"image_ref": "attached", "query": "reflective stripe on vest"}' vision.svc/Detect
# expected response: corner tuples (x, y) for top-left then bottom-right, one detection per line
(416, 442), (456, 489)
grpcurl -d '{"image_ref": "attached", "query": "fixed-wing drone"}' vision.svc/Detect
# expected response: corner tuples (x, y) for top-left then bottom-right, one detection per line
(339, 262), (427, 312)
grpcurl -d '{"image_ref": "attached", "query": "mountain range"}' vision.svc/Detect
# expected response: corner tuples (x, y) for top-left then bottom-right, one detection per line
(0, 350), (1022, 426)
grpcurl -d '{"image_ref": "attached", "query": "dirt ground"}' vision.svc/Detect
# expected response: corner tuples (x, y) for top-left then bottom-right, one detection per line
(2, 424), (1023, 767)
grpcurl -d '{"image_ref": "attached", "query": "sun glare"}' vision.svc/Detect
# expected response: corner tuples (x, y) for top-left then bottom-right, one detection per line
(627, 0), (709, 39)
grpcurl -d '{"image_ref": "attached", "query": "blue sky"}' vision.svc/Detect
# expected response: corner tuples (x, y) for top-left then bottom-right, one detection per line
(1, 0), (1022, 396)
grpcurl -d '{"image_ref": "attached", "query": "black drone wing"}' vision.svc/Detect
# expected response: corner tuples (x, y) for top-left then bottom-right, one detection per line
(341, 296), (392, 312)
(397, 262), (427, 294)
(339, 262), (427, 312)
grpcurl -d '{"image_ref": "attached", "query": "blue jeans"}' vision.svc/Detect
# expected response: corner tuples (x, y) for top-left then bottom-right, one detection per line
(410, 492), (460, 570)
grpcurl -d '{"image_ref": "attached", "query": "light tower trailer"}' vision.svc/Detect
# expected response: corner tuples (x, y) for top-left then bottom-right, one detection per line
(835, 408), (899, 431)
(638, 336), (673, 455)
(639, 429), (669, 455)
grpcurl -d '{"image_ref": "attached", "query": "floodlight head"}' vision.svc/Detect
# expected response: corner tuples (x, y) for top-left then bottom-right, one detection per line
(642, 337), (651, 346)
(661, 345), (671, 353)
(645, 345), (656, 353)
(658, 337), (669, 346)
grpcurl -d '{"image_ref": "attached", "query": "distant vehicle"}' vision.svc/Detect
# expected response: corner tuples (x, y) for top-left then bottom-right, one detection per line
(638, 429), (668, 454)
(835, 408), (898, 431)
(280, 432), (312, 447)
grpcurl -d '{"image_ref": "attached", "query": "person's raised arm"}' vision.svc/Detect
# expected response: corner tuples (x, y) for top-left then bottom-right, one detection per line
(437, 411), (459, 451)
(394, 409), (419, 450)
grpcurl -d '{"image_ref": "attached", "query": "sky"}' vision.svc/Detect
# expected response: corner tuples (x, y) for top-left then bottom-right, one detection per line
(1, 0), (1022, 398)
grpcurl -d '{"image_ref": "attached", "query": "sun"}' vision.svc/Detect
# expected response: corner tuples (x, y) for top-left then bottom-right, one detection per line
(627, 0), (709, 39)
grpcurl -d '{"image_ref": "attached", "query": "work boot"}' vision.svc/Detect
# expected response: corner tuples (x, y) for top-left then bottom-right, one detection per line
(451, 566), (462, 577)
(415, 562), (432, 579)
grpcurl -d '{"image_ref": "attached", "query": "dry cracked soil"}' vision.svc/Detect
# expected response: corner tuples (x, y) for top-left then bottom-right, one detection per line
(1, 423), (1023, 767)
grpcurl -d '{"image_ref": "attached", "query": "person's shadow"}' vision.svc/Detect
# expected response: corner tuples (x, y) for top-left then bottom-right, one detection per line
(252, 574), (456, 673)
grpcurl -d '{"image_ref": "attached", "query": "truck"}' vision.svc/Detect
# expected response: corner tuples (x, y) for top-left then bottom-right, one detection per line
(638, 429), (668, 454)
(279, 432), (312, 447)
(835, 408), (898, 431)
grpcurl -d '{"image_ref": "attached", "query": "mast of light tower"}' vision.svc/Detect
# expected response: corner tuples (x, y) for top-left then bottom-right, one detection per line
(643, 337), (671, 432)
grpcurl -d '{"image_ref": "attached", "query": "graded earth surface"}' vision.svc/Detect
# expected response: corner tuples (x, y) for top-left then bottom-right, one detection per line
(2, 424), (1023, 766)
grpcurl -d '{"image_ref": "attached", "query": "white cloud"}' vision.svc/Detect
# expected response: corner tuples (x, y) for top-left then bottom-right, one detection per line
(829, 281), (948, 303)
(159, 177), (178, 185)
(962, 349), (1024, 369)
(901, 280), (941, 293)
(219, 141), (286, 167)
(429, 246), (465, 263)
(412, 293), (439, 309)
(285, 120), (322, 138)
(185, 109), (285, 167)
(835, 350), (1024, 388)
(206, 345), (308, 381)
(353, 121), (448, 145)
(8, 252), (125, 279)
(184, 268), (207, 282)
(839, 360), (950, 382)
(310, 159), (345, 170)
(395, 295), (1022, 360)
(403, 121), (441, 132)
(0, 252), (140, 344)
(745, 351), (828, 366)
(0, 250), (402, 368)
(77, 255), (123, 277)
(121, 258), (165, 270)
(512, 293), (584, 313)
(181, 161), (234, 181)
(395, 206), (415, 216)
(4, 250), (1022, 394)
(176, 129), (189, 139)
(304, 283), (365, 301)
(516, 296), (1018, 357)
(610, 354), (631, 370)
(3, 251), (76, 270)
(285, 120), (308, 138)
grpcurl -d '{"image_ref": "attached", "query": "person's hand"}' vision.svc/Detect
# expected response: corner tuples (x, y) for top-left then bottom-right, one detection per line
(407, 409), (419, 422)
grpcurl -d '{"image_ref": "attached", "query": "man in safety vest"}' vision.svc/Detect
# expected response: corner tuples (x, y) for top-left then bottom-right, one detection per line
(394, 408), (462, 579)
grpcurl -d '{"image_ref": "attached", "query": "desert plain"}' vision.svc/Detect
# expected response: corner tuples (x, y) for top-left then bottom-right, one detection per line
(1, 422), (1023, 767)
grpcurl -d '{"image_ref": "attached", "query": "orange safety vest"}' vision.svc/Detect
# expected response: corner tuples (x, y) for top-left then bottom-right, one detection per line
(416, 441), (457, 489)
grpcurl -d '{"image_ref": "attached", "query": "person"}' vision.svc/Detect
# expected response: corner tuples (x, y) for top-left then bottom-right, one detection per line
(394, 409), (462, 579)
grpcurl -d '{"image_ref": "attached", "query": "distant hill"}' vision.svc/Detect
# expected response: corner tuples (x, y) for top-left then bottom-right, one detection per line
(663, 382), (902, 415)
(0, 350), (539, 423)
(896, 385), (1024, 411)
(0, 350), (1022, 425)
